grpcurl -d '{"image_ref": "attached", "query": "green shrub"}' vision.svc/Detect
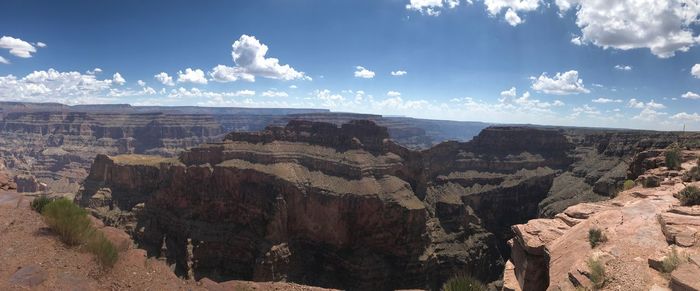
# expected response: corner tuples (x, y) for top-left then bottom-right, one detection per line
(42, 198), (92, 246)
(665, 143), (682, 170)
(623, 180), (635, 190)
(30, 195), (53, 213)
(587, 258), (606, 289)
(42, 198), (119, 268)
(86, 232), (119, 268)
(441, 274), (486, 291)
(588, 227), (607, 248)
(661, 247), (681, 273)
(677, 186), (700, 206)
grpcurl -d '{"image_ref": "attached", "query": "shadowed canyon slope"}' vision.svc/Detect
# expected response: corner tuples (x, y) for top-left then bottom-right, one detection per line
(74, 119), (699, 290)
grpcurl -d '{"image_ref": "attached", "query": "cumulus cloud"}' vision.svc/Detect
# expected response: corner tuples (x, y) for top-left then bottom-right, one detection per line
(137, 80), (146, 87)
(209, 35), (309, 82)
(671, 112), (700, 122)
(628, 98), (666, 110)
(0, 68), (120, 104)
(614, 65), (632, 71)
(555, 0), (700, 58)
(36, 42), (47, 48)
(592, 97), (622, 103)
(167, 87), (256, 99)
(405, 0), (468, 16)
(387, 91), (402, 97)
(354, 66), (375, 79)
(177, 68), (208, 85)
(530, 70), (590, 95)
(692, 64), (700, 78)
(0, 36), (41, 58)
(391, 70), (407, 76)
(289, 85), (298, 89)
(112, 73), (126, 85)
(86, 68), (102, 75)
(261, 90), (289, 97)
(483, 0), (540, 26)
(682, 91), (700, 99)
(0, 56), (8, 65)
(154, 72), (175, 86)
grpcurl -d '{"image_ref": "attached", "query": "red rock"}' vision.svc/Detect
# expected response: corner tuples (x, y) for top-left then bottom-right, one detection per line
(99, 226), (132, 252)
(671, 263), (700, 291)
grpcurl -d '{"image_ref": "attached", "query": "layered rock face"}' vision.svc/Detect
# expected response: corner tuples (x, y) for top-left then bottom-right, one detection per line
(504, 150), (700, 291)
(0, 102), (488, 197)
(77, 121), (579, 290)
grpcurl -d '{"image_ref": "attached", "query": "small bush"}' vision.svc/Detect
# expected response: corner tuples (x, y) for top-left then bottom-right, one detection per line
(30, 195), (53, 213)
(42, 198), (92, 246)
(86, 232), (119, 268)
(588, 228), (607, 248)
(661, 247), (681, 273)
(623, 180), (635, 190)
(441, 274), (486, 291)
(587, 258), (606, 289)
(683, 166), (700, 182)
(677, 185), (700, 206)
(665, 143), (682, 170)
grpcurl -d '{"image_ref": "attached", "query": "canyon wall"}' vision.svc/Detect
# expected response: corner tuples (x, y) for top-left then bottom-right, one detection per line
(76, 121), (590, 290)
(0, 102), (488, 196)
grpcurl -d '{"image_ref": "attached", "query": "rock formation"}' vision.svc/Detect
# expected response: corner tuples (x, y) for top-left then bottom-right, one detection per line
(0, 102), (488, 197)
(77, 121), (584, 290)
(504, 149), (700, 291)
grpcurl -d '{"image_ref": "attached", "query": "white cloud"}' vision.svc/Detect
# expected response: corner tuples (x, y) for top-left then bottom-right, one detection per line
(504, 8), (523, 26)
(632, 107), (667, 121)
(628, 98), (645, 109)
(628, 98), (666, 111)
(555, 0), (700, 58)
(483, 0), (540, 26)
(0, 56), (8, 65)
(692, 64), (700, 78)
(570, 36), (583, 46)
(289, 85), (298, 89)
(0, 68), (120, 104)
(209, 35), (309, 82)
(154, 72), (175, 86)
(167, 87), (256, 99)
(406, 0), (467, 16)
(572, 104), (601, 116)
(387, 91), (402, 97)
(500, 87), (517, 98)
(137, 80), (146, 87)
(36, 42), (46, 48)
(530, 70), (590, 95)
(261, 90), (289, 97)
(354, 66), (375, 79)
(86, 68), (102, 75)
(682, 91), (700, 99)
(112, 73), (126, 85)
(592, 97), (622, 103)
(0, 36), (40, 58)
(391, 70), (408, 76)
(614, 65), (632, 71)
(671, 112), (700, 122)
(177, 68), (208, 85)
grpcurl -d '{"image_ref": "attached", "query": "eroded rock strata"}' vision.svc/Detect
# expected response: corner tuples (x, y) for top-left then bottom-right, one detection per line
(74, 120), (699, 290)
(75, 121), (573, 290)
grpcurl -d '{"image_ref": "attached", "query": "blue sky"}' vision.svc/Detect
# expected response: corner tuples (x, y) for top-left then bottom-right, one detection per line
(1, 0), (700, 130)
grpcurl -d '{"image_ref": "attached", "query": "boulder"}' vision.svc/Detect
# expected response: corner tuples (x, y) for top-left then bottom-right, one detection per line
(8, 264), (47, 288)
(671, 263), (700, 291)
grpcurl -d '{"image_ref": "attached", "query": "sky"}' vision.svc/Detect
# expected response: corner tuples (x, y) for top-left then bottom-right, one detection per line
(1, 0), (700, 130)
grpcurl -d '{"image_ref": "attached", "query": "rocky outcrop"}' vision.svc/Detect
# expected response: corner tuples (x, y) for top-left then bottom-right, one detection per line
(77, 121), (580, 290)
(0, 159), (16, 191)
(505, 150), (700, 291)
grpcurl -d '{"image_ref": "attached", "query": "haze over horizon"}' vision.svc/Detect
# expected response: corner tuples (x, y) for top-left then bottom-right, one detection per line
(2, 0), (700, 130)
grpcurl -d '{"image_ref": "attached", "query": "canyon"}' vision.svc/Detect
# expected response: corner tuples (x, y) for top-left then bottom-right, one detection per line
(2, 102), (700, 290)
